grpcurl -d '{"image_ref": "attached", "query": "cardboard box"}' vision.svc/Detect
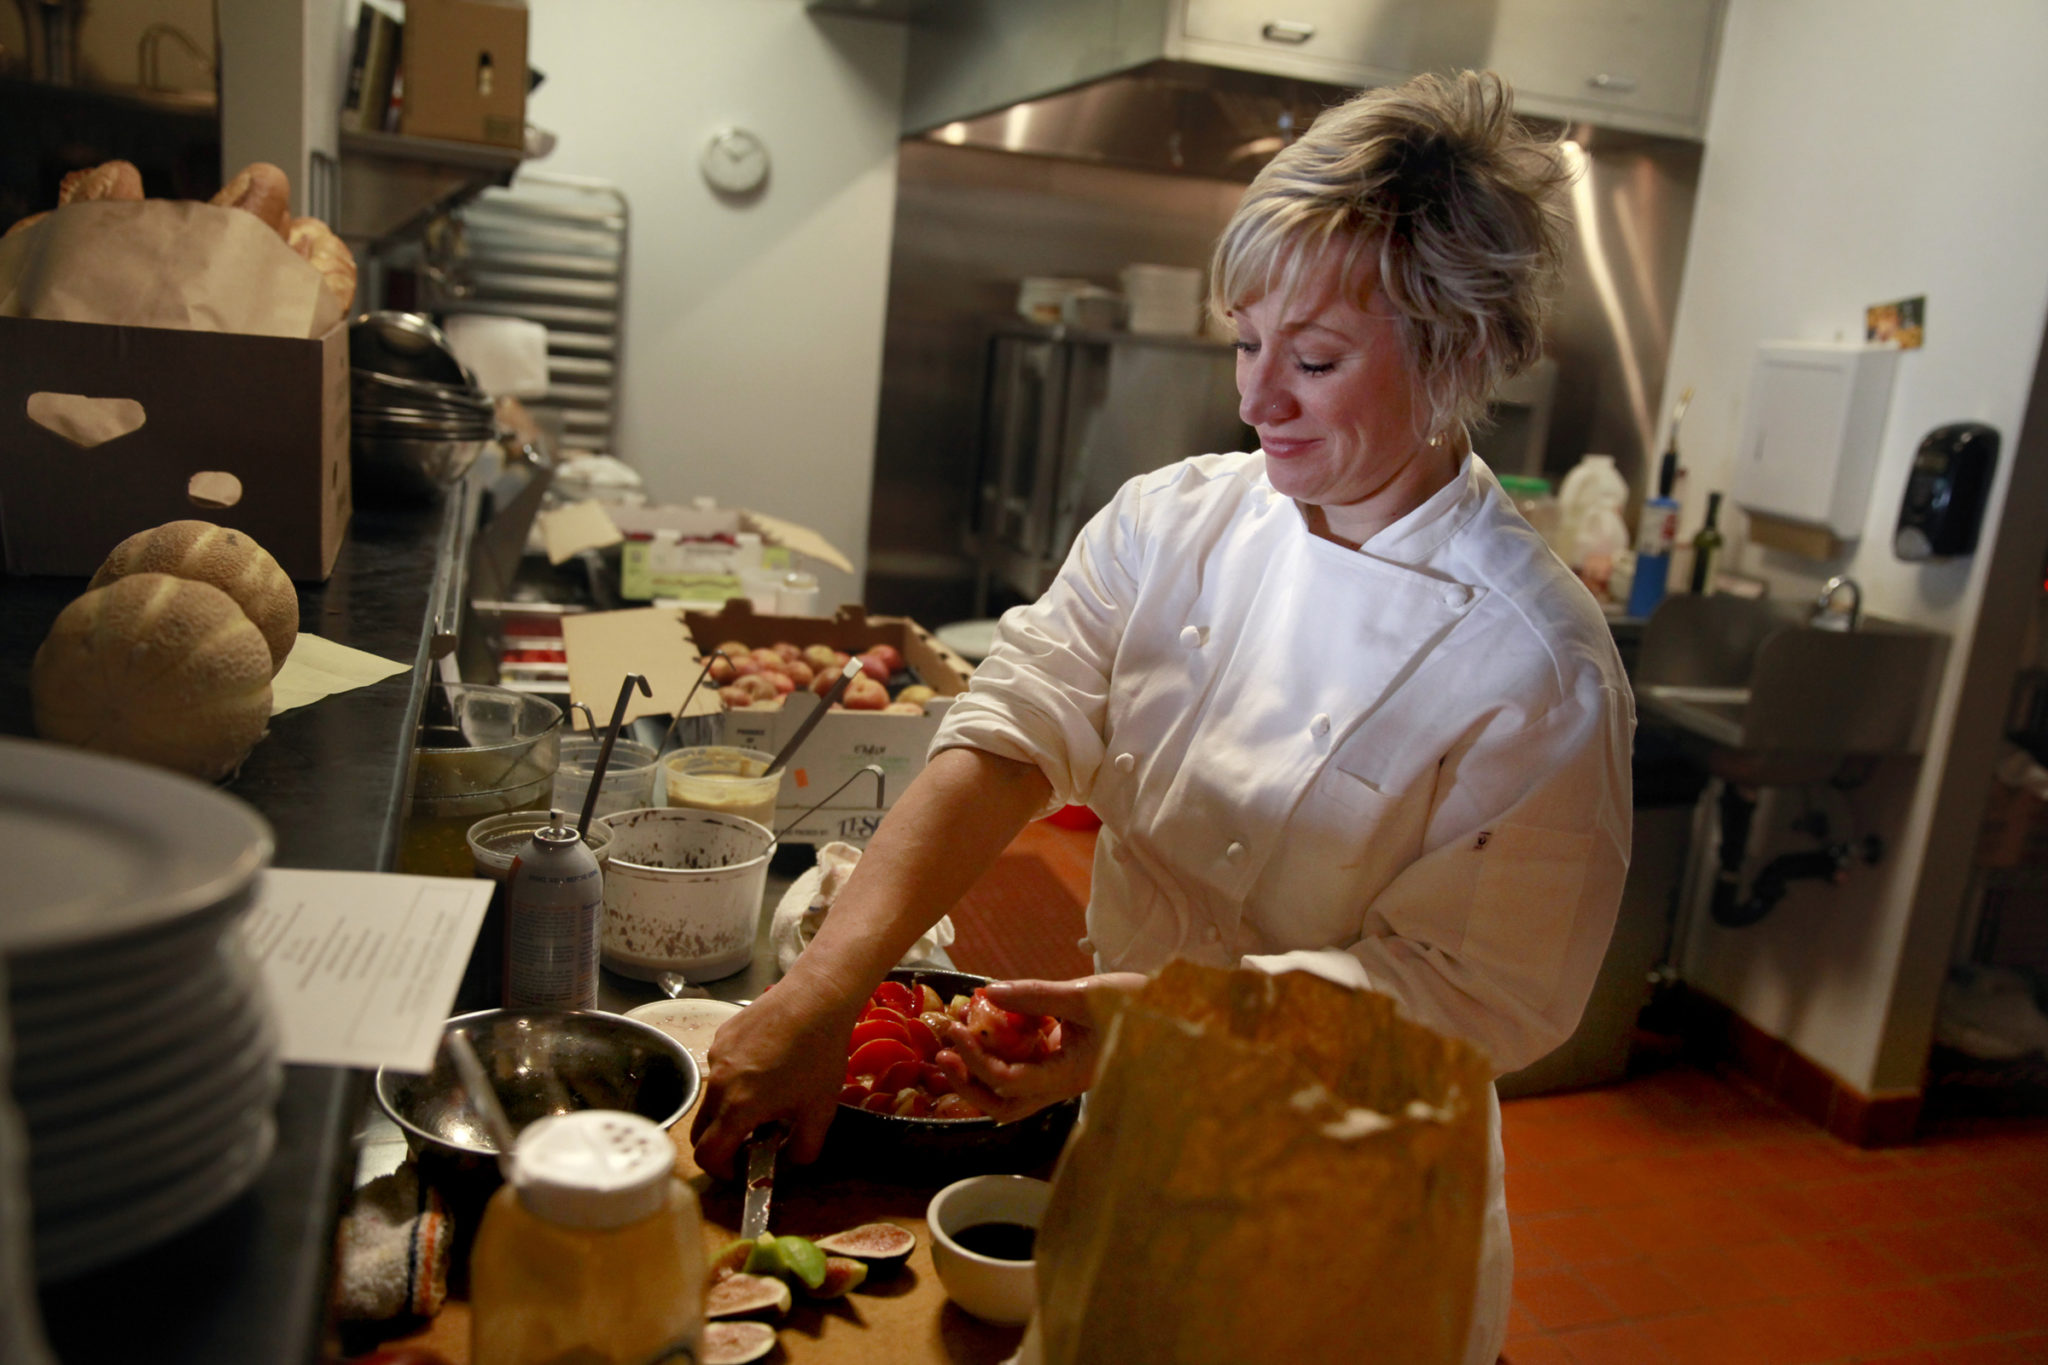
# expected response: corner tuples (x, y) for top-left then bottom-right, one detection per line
(611, 502), (855, 605)
(401, 0), (529, 148)
(682, 601), (976, 845)
(0, 316), (351, 581)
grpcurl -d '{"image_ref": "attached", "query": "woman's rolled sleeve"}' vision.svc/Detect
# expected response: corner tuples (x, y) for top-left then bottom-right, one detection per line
(930, 484), (1144, 811)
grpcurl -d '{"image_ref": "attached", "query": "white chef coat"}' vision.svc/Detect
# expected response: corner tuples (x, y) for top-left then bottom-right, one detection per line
(932, 449), (1634, 1365)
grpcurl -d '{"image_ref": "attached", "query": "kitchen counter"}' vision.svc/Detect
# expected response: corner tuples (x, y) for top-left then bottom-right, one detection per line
(0, 490), (469, 1364)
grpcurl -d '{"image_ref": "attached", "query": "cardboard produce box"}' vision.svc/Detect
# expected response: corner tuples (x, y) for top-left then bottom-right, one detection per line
(684, 601), (976, 845)
(401, 0), (530, 149)
(0, 202), (352, 581)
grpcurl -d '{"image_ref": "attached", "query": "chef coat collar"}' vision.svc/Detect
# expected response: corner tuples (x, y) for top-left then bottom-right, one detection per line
(1266, 452), (1493, 565)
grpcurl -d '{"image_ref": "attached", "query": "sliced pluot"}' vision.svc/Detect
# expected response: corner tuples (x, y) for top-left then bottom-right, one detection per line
(809, 1255), (869, 1298)
(813, 1222), (916, 1269)
(90, 519), (298, 672)
(705, 1272), (792, 1319)
(702, 1320), (777, 1365)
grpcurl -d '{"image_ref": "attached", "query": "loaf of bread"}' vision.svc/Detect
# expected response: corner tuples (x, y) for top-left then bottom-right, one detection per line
(210, 162), (292, 240)
(89, 520), (299, 674)
(57, 159), (144, 205)
(32, 573), (274, 782)
(287, 216), (358, 316)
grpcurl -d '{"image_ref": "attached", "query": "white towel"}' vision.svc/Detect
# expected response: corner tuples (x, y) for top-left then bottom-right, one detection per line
(770, 841), (954, 974)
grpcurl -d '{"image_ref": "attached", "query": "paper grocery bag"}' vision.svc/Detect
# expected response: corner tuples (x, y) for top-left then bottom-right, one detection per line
(1031, 962), (1491, 1365)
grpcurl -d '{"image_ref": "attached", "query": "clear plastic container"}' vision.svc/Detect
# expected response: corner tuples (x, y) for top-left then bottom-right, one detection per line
(552, 736), (660, 820)
(660, 746), (782, 832)
(1497, 474), (1561, 554)
(470, 1112), (704, 1365)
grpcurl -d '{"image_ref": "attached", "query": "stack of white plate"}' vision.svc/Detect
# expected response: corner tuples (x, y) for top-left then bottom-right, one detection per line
(0, 737), (279, 1283)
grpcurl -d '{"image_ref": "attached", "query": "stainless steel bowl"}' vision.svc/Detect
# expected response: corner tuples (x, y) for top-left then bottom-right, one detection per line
(350, 434), (491, 498)
(376, 1008), (699, 1165)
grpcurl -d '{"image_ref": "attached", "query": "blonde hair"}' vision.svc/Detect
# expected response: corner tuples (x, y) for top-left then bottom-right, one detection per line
(1210, 70), (1572, 439)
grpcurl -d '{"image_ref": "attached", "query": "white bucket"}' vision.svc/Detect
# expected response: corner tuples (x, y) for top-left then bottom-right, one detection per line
(600, 807), (772, 984)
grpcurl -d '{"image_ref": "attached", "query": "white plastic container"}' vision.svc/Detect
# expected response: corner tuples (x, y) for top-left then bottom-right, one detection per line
(470, 1111), (704, 1365)
(600, 807), (773, 983)
(1557, 454), (1630, 569)
(1119, 264), (1203, 336)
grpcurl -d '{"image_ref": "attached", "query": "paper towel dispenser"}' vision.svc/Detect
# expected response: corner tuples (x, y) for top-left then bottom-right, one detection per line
(1731, 341), (1898, 546)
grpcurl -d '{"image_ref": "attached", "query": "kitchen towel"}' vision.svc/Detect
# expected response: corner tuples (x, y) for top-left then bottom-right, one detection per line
(770, 840), (954, 973)
(332, 1161), (450, 1322)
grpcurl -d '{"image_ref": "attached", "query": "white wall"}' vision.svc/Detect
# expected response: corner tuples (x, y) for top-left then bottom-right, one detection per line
(524, 0), (907, 605)
(1660, 0), (2048, 1093)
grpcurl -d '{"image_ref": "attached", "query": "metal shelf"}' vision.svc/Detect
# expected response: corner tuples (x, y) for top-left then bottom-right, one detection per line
(336, 127), (524, 251)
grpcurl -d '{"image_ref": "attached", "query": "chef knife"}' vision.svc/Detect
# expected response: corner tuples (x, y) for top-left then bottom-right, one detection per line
(739, 1124), (787, 1240)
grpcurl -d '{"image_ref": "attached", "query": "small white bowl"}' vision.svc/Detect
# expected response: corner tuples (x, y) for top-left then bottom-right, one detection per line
(926, 1174), (1050, 1326)
(622, 997), (743, 1077)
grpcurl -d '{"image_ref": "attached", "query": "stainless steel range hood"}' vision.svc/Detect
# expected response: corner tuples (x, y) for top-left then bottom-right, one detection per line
(914, 61), (1354, 184)
(899, 0), (1723, 145)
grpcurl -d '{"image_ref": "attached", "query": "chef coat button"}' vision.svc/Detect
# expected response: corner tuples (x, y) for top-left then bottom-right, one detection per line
(1203, 923), (1222, 944)
(1179, 625), (1202, 648)
(1310, 713), (1331, 738)
(1225, 841), (1246, 864)
(1077, 936), (1096, 956)
(1441, 588), (1463, 607)
(1114, 752), (1136, 774)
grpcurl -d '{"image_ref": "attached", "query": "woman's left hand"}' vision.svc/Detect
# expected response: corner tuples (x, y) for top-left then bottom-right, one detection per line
(934, 973), (1146, 1123)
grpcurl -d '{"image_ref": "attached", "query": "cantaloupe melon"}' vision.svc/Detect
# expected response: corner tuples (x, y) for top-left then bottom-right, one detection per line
(89, 520), (298, 673)
(32, 573), (273, 782)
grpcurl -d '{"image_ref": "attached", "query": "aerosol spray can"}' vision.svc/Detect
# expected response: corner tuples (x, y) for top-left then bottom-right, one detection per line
(503, 811), (603, 1010)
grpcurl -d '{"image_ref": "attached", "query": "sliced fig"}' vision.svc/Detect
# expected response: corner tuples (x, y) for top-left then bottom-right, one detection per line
(813, 1221), (917, 1270)
(807, 1255), (869, 1298)
(708, 1238), (755, 1283)
(702, 1319), (778, 1364)
(706, 1271), (793, 1319)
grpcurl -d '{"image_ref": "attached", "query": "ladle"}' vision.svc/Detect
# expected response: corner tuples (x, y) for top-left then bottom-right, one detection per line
(578, 673), (651, 840)
(763, 658), (863, 776)
(443, 1026), (519, 1182)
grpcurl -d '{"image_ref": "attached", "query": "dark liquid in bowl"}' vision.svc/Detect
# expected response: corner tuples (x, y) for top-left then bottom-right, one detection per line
(953, 1221), (1036, 1261)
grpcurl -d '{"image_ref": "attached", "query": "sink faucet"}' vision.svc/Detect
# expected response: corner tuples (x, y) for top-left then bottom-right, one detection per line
(1813, 576), (1862, 631)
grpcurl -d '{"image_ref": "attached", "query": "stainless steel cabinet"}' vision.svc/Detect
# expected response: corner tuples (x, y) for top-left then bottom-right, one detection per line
(1178, 0), (1492, 89)
(1485, 0), (1724, 138)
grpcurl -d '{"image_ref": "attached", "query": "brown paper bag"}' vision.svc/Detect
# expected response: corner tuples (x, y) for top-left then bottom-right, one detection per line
(1032, 963), (1491, 1365)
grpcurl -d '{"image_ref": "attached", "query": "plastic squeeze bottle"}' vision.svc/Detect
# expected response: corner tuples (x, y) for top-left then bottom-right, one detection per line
(471, 1111), (705, 1365)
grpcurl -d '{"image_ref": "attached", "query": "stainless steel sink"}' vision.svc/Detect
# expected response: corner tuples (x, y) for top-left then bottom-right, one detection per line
(1634, 595), (1948, 767)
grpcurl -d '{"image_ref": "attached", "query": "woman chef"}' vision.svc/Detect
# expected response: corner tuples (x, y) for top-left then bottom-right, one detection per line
(694, 69), (1633, 1365)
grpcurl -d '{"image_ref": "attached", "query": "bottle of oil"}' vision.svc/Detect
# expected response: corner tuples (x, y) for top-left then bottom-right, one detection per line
(1689, 492), (1725, 595)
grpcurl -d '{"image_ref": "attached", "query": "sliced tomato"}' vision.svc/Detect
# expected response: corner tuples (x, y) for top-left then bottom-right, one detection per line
(914, 983), (946, 1014)
(849, 1017), (912, 1052)
(846, 1038), (918, 1078)
(898, 1014), (941, 1060)
(838, 1081), (874, 1106)
(860, 1004), (913, 1029)
(919, 1062), (953, 1095)
(870, 980), (917, 1015)
(875, 1058), (925, 1095)
(859, 1091), (897, 1113)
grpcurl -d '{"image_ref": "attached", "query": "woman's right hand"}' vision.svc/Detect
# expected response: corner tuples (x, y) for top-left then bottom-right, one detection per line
(689, 977), (863, 1181)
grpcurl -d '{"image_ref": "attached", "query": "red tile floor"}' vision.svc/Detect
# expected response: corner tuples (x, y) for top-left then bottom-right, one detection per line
(950, 820), (2048, 1365)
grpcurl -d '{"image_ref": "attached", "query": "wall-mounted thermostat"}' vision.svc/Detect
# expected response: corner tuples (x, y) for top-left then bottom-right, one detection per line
(1896, 422), (1998, 561)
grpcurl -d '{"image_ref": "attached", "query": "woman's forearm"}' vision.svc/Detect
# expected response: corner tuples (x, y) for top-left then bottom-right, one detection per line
(778, 746), (1053, 1007)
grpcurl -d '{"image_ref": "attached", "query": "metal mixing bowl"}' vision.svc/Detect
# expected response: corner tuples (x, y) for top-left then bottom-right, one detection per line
(350, 433), (491, 498)
(376, 1008), (699, 1165)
